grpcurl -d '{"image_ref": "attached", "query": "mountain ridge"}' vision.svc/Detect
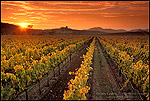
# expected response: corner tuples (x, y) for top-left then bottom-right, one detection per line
(88, 27), (126, 33)
(87, 27), (149, 33)
(1, 22), (149, 35)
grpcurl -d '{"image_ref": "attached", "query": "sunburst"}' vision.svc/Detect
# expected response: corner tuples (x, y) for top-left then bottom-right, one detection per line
(18, 23), (29, 28)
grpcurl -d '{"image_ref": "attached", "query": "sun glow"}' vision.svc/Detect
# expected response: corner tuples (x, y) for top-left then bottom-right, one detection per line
(18, 23), (29, 28)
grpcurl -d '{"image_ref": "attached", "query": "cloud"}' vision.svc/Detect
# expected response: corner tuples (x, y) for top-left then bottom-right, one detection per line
(100, 13), (123, 17)
(102, 15), (118, 18)
(1, 1), (149, 29)
(30, 17), (41, 19)
(12, 13), (26, 15)
(58, 20), (67, 22)
(1, 1), (116, 14)
(100, 12), (148, 18)
(115, 1), (149, 10)
(5, 7), (13, 10)
(26, 1), (115, 10)
(2, 1), (149, 15)
(10, 17), (18, 19)
(1, 1), (34, 11)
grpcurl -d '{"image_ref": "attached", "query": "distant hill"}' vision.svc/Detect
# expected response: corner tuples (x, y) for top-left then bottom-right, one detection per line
(101, 31), (149, 36)
(1, 22), (46, 35)
(129, 29), (149, 32)
(1, 22), (21, 35)
(47, 26), (105, 35)
(1, 22), (149, 36)
(88, 27), (127, 33)
(1, 22), (105, 35)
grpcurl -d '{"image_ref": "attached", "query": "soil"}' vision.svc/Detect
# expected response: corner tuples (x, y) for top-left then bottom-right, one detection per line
(90, 37), (142, 100)
(42, 37), (142, 100)
(15, 36), (143, 100)
(42, 38), (93, 100)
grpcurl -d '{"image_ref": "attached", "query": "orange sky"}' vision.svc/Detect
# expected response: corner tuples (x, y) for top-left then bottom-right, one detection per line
(1, 1), (149, 30)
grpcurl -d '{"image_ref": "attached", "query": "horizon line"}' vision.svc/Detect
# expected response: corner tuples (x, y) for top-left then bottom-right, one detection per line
(1, 21), (149, 31)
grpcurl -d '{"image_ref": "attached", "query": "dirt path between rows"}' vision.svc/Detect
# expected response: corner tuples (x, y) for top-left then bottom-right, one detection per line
(42, 38), (93, 100)
(91, 37), (142, 100)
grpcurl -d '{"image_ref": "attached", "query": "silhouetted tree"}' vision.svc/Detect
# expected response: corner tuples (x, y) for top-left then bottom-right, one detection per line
(65, 26), (68, 29)
(27, 25), (33, 29)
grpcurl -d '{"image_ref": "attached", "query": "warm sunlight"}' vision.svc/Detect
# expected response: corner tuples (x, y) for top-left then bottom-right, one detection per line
(1, 1), (149, 100)
(18, 23), (29, 28)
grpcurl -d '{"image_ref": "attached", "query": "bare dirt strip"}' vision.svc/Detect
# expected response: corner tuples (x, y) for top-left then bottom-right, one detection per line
(35, 36), (142, 100)
(90, 37), (142, 100)
(42, 38), (94, 100)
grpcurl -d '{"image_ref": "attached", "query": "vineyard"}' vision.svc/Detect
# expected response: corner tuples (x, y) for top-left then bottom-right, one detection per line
(1, 35), (149, 100)
(98, 36), (149, 100)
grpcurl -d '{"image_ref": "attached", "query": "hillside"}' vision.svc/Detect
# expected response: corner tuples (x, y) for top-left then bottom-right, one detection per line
(1, 22), (47, 35)
(130, 29), (149, 32)
(1, 23), (104, 35)
(1, 22), (21, 35)
(101, 31), (149, 36)
(88, 27), (127, 33)
(48, 26), (105, 35)
(1, 22), (149, 36)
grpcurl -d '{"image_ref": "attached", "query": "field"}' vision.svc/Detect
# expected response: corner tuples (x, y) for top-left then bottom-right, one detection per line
(1, 35), (149, 100)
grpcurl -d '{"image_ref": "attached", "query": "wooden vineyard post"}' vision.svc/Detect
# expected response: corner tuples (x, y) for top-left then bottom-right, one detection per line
(53, 67), (56, 80)
(38, 79), (41, 95)
(70, 53), (71, 63)
(58, 63), (60, 75)
(76, 44), (77, 51)
(25, 80), (28, 100)
(47, 72), (49, 87)
(119, 67), (122, 77)
(66, 57), (67, 63)
(61, 61), (63, 65)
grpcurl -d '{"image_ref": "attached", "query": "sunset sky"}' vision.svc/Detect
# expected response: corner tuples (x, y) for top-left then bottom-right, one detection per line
(1, 1), (149, 30)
